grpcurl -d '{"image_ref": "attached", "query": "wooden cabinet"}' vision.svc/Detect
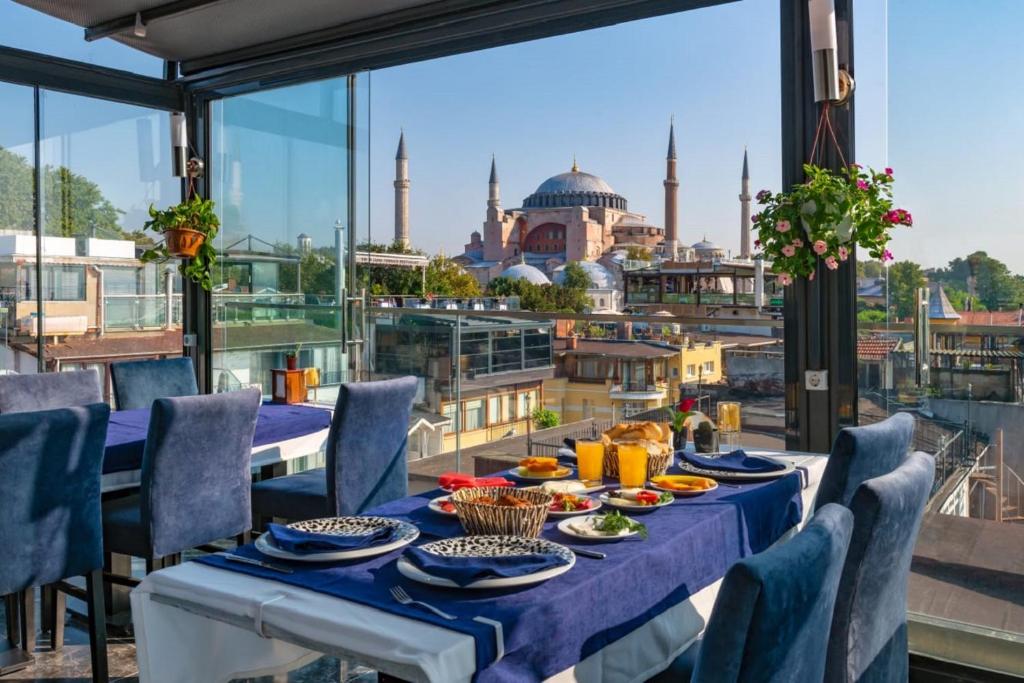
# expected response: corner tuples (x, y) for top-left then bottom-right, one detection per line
(271, 368), (306, 404)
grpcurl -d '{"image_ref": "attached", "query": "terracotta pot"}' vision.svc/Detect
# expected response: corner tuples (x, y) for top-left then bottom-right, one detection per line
(286, 356), (298, 371)
(164, 228), (206, 258)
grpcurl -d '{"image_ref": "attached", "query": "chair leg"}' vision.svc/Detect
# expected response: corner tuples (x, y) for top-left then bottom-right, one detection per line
(17, 589), (34, 654)
(85, 569), (108, 683)
(40, 585), (52, 636)
(49, 588), (65, 651)
(4, 594), (17, 647)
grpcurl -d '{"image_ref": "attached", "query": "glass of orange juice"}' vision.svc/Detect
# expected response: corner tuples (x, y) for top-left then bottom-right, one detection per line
(617, 442), (649, 488)
(717, 401), (742, 448)
(576, 440), (604, 484)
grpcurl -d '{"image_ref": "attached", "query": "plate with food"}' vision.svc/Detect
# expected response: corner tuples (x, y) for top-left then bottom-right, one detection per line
(649, 474), (718, 497)
(546, 492), (601, 517)
(557, 511), (647, 542)
(510, 456), (573, 480)
(427, 495), (458, 516)
(599, 488), (674, 511)
(536, 480), (606, 495)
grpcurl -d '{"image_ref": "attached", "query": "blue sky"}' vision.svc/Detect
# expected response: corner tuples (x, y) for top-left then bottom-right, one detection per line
(1, 0), (1022, 272)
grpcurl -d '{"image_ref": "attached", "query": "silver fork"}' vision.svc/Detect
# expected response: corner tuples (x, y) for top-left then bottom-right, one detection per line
(390, 585), (458, 621)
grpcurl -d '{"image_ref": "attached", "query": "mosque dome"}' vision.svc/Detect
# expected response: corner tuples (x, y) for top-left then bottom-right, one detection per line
(499, 262), (551, 285)
(523, 163), (627, 211)
(552, 261), (617, 289)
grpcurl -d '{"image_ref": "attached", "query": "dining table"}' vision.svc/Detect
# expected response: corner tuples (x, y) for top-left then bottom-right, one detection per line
(130, 448), (828, 683)
(101, 401), (333, 493)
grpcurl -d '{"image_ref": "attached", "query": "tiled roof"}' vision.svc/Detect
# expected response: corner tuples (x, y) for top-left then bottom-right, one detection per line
(956, 310), (1024, 327)
(17, 330), (182, 361)
(857, 335), (902, 361)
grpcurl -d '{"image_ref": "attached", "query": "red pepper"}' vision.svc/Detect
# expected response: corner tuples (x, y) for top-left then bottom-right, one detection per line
(635, 491), (659, 505)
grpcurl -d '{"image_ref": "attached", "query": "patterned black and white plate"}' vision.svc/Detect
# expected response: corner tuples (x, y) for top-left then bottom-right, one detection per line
(675, 453), (796, 482)
(396, 535), (576, 589)
(255, 516), (419, 562)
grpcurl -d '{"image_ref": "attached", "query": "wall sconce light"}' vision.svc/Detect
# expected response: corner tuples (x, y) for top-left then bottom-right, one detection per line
(170, 112), (205, 180)
(133, 12), (147, 38)
(808, 0), (854, 104)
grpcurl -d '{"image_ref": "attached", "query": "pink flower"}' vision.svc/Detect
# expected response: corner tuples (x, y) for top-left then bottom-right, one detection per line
(756, 189), (771, 202)
(882, 249), (894, 262)
(838, 246), (849, 261)
(857, 180), (869, 191)
(778, 273), (792, 286)
(781, 245), (797, 257)
(808, 271), (816, 281)
(776, 220), (791, 233)
(825, 256), (839, 270)
(813, 240), (828, 255)
(752, 213), (761, 223)
(885, 167), (894, 176)
(791, 238), (804, 248)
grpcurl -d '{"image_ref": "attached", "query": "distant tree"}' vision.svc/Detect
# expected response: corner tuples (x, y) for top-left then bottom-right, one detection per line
(532, 407), (560, 430)
(932, 251), (1024, 310)
(888, 261), (926, 320)
(857, 309), (887, 323)
(561, 261), (593, 290)
(424, 255), (481, 297)
(625, 245), (651, 261)
(857, 260), (883, 280)
(485, 272), (591, 313)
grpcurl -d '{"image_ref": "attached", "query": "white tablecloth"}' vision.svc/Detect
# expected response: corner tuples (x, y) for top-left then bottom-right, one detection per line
(131, 452), (828, 683)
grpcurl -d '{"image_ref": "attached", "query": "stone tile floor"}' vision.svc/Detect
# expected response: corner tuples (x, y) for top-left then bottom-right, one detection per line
(0, 597), (375, 683)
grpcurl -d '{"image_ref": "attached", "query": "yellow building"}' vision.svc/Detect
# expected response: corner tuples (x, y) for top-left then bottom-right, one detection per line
(544, 337), (722, 423)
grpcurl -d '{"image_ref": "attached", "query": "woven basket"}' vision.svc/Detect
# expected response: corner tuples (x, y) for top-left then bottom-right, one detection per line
(450, 486), (553, 538)
(603, 441), (673, 480)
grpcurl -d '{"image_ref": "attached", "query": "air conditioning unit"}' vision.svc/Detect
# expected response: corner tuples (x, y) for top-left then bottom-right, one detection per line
(700, 324), (712, 333)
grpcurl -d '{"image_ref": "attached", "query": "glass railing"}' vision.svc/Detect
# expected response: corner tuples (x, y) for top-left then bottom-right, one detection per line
(103, 294), (183, 331)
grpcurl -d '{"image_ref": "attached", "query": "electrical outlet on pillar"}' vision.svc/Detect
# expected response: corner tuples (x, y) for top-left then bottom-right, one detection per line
(805, 370), (828, 391)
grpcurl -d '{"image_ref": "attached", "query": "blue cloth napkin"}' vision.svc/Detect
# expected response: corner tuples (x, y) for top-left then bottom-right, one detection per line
(680, 449), (786, 474)
(402, 546), (571, 587)
(267, 523), (397, 555)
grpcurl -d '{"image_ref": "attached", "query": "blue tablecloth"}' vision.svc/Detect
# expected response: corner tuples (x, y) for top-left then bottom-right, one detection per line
(103, 402), (332, 474)
(196, 467), (803, 682)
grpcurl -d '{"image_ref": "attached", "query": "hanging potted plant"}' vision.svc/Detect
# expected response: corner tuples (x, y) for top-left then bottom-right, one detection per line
(140, 194), (220, 290)
(752, 163), (912, 283)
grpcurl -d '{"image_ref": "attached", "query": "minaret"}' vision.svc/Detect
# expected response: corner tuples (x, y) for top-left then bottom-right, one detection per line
(488, 155), (500, 211)
(739, 147), (751, 258)
(663, 118), (679, 259)
(394, 130), (410, 248)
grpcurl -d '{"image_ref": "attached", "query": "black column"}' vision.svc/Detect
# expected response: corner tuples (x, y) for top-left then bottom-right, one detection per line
(781, 0), (857, 452)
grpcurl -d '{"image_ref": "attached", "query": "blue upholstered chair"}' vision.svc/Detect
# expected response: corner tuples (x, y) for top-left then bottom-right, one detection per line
(824, 451), (935, 683)
(0, 404), (109, 681)
(814, 412), (915, 511)
(109, 357), (198, 410)
(251, 376), (418, 521)
(101, 389), (261, 568)
(0, 369), (103, 413)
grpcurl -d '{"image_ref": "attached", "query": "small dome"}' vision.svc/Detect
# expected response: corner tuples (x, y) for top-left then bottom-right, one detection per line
(499, 262), (551, 285)
(552, 261), (616, 289)
(692, 238), (722, 250)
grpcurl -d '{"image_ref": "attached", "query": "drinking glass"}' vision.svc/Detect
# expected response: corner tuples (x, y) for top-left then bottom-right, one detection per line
(576, 440), (605, 484)
(717, 401), (742, 449)
(617, 443), (649, 488)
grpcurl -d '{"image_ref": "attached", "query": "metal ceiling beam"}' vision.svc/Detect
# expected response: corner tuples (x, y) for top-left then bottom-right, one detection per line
(181, 0), (735, 94)
(84, 0), (228, 42)
(0, 46), (184, 111)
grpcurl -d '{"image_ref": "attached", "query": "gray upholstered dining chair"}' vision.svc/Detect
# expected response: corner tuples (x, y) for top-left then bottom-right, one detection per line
(824, 451), (935, 683)
(109, 357), (199, 410)
(101, 389), (261, 571)
(0, 369), (103, 413)
(652, 503), (854, 683)
(814, 411), (915, 511)
(0, 404), (109, 681)
(251, 376), (418, 522)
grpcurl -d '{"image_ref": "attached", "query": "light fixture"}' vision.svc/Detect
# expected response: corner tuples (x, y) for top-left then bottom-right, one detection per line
(133, 12), (147, 38)
(808, 0), (839, 103)
(170, 112), (188, 178)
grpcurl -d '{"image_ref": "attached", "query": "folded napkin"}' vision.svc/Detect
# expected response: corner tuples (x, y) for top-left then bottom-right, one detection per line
(438, 472), (515, 491)
(267, 523), (398, 555)
(680, 449), (786, 474)
(402, 547), (570, 587)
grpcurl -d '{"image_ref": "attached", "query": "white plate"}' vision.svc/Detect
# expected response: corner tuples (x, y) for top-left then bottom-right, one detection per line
(598, 490), (673, 511)
(546, 494), (602, 518)
(675, 454), (795, 481)
(255, 516), (419, 562)
(649, 476), (719, 497)
(396, 535), (575, 589)
(508, 466), (574, 480)
(428, 495), (458, 516)
(557, 515), (640, 542)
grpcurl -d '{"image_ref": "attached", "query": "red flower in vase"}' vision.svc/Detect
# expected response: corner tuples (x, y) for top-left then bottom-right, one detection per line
(677, 397), (697, 413)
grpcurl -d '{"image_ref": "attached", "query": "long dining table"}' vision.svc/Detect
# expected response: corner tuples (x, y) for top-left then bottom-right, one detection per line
(130, 449), (828, 683)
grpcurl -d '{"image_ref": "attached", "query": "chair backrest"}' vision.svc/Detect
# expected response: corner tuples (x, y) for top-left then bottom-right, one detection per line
(326, 376), (418, 515)
(693, 503), (854, 683)
(140, 389), (261, 558)
(110, 357), (199, 410)
(0, 369), (103, 413)
(825, 451), (935, 683)
(814, 411), (915, 511)
(0, 404), (109, 594)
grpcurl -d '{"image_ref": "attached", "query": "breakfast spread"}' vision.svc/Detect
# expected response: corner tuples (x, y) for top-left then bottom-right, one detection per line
(550, 493), (594, 513)
(519, 456), (560, 472)
(605, 488), (674, 507)
(539, 480), (589, 494)
(469, 493), (534, 508)
(650, 474), (718, 493)
(438, 472), (515, 491)
(565, 511), (647, 539)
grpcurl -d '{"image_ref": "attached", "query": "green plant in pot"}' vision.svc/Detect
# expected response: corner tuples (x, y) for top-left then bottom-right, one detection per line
(140, 194), (220, 291)
(286, 344), (302, 371)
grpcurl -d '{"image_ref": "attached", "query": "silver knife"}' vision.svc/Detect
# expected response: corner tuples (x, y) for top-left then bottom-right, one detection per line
(569, 547), (606, 560)
(218, 552), (294, 574)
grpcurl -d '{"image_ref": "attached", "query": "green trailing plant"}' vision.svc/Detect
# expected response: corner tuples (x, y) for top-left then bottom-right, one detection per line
(140, 194), (220, 290)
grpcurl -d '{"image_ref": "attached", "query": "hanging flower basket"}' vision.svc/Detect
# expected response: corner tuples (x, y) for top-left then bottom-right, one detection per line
(752, 163), (912, 284)
(139, 194), (220, 291)
(163, 227), (206, 258)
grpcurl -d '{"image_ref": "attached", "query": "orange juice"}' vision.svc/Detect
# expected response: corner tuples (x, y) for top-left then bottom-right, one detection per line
(617, 443), (649, 488)
(576, 440), (605, 483)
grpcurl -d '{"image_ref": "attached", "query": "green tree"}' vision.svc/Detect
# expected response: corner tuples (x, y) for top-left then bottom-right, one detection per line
(857, 309), (887, 323)
(932, 251), (1023, 310)
(560, 261), (593, 290)
(887, 261), (926, 320)
(856, 260), (883, 280)
(423, 255), (481, 297)
(625, 245), (651, 261)
(532, 407), (560, 430)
